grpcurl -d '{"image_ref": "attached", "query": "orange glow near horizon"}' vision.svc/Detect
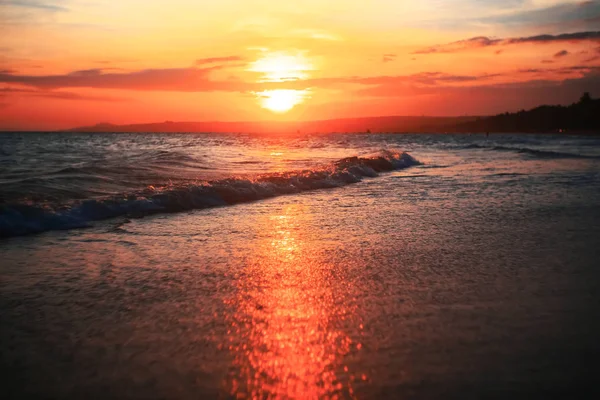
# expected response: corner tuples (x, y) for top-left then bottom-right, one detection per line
(1, 0), (599, 129)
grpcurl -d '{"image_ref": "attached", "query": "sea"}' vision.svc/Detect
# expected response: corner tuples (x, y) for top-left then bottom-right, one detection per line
(1, 132), (600, 399)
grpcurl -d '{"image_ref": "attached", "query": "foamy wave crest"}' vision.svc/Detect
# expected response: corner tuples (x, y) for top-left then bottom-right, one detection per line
(0, 151), (419, 238)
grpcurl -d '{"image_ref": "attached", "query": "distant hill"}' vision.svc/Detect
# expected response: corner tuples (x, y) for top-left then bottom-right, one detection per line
(450, 93), (600, 133)
(65, 116), (479, 134)
(64, 93), (599, 134)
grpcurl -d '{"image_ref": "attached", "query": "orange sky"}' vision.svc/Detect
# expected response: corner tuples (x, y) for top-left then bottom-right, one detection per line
(1, 0), (600, 130)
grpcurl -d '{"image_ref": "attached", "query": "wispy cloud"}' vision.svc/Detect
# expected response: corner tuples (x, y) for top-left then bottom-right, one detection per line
(195, 56), (245, 65)
(583, 46), (600, 62)
(390, 0), (600, 35)
(0, 65), (252, 92)
(1, 86), (128, 101)
(382, 54), (396, 63)
(0, 66), (506, 94)
(297, 65), (600, 102)
(351, 69), (600, 109)
(516, 65), (600, 75)
(554, 49), (569, 58)
(0, 0), (68, 12)
(414, 31), (600, 54)
(275, 71), (506, 92)
(2, 62), (597, 104)
(0, 0), (68, 24)
(481, 0), (600, 29)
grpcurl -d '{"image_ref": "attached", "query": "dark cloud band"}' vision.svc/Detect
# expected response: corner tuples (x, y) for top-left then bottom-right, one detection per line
(414, 31), (600, 54)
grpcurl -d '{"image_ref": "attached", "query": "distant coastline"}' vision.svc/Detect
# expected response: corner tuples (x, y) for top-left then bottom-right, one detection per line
(62, 116), (480, 135)
(5, 93), (598, 135)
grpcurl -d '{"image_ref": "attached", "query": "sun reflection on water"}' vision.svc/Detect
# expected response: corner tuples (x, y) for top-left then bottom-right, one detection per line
(225, 204), (361, 399)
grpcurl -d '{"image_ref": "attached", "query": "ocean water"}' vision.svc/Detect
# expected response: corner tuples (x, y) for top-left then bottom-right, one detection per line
(1, 133), (600, 399)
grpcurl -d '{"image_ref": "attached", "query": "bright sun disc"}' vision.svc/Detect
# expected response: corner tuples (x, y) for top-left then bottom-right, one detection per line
(257, 89), (310, 113)
(249, 51), (313, 83)
(249, 51), (314, 113)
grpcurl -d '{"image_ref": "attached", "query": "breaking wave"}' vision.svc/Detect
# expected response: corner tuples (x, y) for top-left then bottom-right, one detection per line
(463, 144), (600, 159)
(0, 151), (419, 238)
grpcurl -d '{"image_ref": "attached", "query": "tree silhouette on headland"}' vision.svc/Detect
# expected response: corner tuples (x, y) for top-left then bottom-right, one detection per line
(580, 92), (592, 104)
(451, 93), (600, 133)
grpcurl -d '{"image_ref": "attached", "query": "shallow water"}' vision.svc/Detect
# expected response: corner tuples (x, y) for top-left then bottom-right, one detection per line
(1, 133), (600, 399)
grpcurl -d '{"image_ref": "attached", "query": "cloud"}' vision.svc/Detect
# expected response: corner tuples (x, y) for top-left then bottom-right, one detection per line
(0, 0), (68, 12)
(2, 62), (597, 104)
(0, 0), (68, 24)
(371, 0), (599, 34)
(507, 32), (600, 45)
(414, 31), (600, 54)
(583, 46), (600, 62)
(195, 56), (245, 65)
(479, 0), (600, 30)
(351, 69), (600, 112)
(541, 60), (554, 64)
(0, 66), (253, 92)
(0, 65), (508, 95)
(382, 54), (397, 63)
(0, 86), (128, 101)
(281, 72), (505, 92)
(517, 66), (600, 76)
(289, 28), (341, 41)
(414, 36), (497, 54)
(554, 50), (569, 58)
(328, 65), (600, 101)
(67, 68), (105, 77)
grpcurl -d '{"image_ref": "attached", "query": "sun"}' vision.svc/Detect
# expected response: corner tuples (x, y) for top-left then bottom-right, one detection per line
(249, 51), (314, 113)
(249, 51), (313, 83)
(257, 89), (310, 113)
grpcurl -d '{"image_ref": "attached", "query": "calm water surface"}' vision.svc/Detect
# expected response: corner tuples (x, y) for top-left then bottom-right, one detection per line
(1, 133), (600, 399)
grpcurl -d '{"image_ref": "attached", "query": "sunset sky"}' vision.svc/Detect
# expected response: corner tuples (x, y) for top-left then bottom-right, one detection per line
(1, 0), (600, 130)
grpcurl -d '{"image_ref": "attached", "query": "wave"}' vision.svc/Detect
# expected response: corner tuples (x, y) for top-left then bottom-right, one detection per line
(0, 150), (419, 238)
(463, 144), (600, 159)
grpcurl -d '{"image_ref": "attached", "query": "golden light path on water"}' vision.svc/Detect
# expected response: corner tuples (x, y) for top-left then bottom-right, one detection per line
(225, 203), (365, 399)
